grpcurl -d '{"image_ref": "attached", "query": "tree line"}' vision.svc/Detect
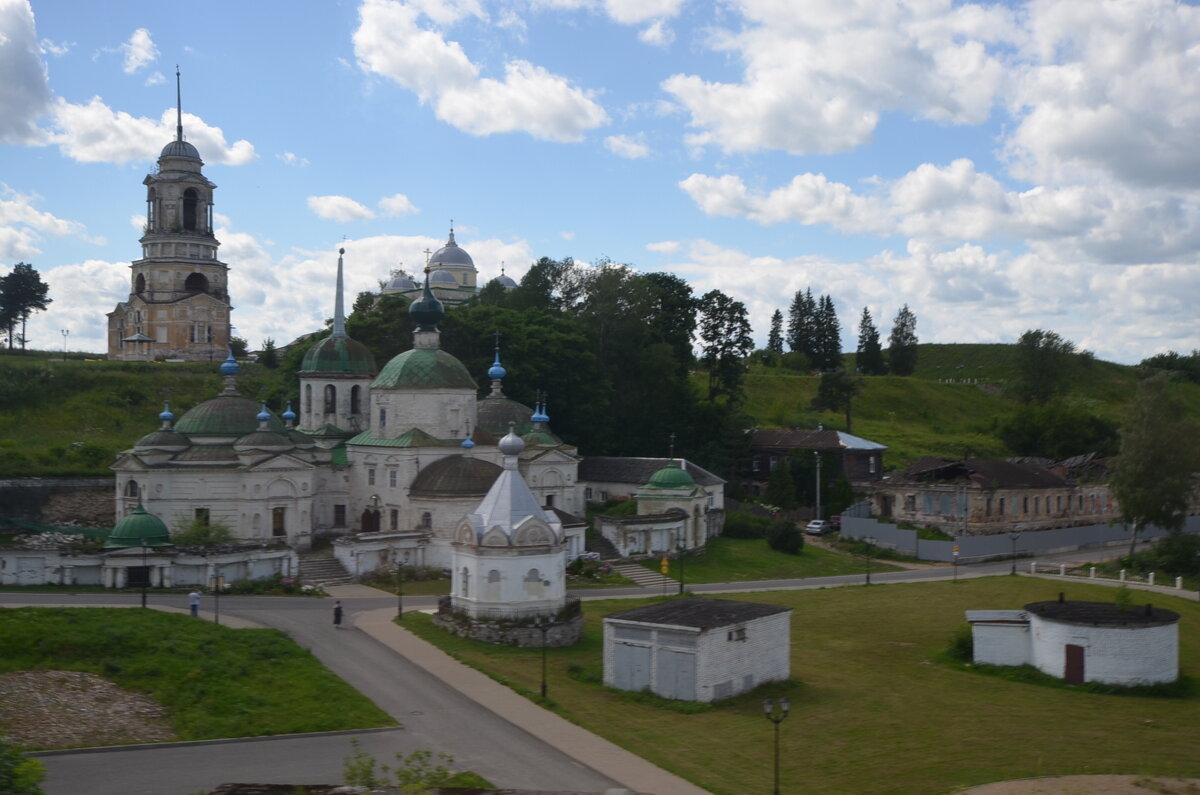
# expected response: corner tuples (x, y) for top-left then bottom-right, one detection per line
(282, 258), (756, 479)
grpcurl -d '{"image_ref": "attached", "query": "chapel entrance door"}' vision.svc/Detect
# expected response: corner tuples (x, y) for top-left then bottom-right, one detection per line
(1064, 644), (1085, 684)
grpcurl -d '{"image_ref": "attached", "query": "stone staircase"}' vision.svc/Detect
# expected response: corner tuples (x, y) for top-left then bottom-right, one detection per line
(612, 563), (681, 591)
(298, 547), (353, 586)
(585, 534), (621, 560)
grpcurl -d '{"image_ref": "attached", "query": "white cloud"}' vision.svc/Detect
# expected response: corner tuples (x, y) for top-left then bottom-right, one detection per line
(276, 151), (310, 167)
(39, 38), (70, 56)
(663, 0), (1013, 155)
(0, 0), (53, 144)
(638, 19), (674, 47)
(680, 159), (1200, 266)
(379, 193), (418, 216)
(646, 240), (679, 254)
(49, 98), (256, 164)
(1003, 0), (1200, 190)
(307, 195), (376, 222)
(560, 230), (575, 241)
(0, 184), (91, 259)
(121, 28), (157, 73)
(603, 0), (683, 25)
(604, 133), (649, 159)
(648, 237), (1196, 365)
(353, 0), (608, 142)
(144, 71), (164, 86)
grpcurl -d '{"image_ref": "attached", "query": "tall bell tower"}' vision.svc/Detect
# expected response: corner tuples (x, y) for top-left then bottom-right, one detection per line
(107, 70), (232, 361)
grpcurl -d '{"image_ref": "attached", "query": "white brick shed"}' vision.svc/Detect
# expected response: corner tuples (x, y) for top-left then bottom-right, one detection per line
(603, 597), (792, 702)
(967, 598), (1180, 686)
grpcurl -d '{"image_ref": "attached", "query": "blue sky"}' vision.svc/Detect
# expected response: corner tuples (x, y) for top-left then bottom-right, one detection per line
(2, 0), (1198, 363)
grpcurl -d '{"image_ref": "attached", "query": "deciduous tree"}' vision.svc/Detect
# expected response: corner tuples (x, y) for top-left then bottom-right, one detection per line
(888, 304), (918, 375)
(697, 289), (754, 402)
(1108, 372), (1200, 557)
(810, 369), (864, 432)
(1009, 328), (1078, 405)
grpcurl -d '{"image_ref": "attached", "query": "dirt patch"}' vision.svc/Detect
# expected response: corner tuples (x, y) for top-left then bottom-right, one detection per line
(961, 775), (1200, 794)
(0, 669), (177, 749)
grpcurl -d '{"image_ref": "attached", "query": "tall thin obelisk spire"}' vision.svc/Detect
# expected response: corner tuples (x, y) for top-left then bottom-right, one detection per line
(175, 66), (183, 142)
(332, 248), (347, 338)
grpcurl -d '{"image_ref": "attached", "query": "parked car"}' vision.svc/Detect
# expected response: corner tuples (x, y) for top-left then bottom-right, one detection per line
(805, 520), (832, 536)
(830, 515), (842, 529)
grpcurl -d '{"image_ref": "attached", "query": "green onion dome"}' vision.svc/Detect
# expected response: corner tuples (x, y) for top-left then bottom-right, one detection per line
(106, 504), (172, 548)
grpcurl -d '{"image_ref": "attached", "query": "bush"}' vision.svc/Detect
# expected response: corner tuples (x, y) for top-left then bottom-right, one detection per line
(947, 624), (973, 662)
(0, 737), (45, 795)
(723, 511), (773, 539)
(766, 519), (804, 555)
(171, 518), (233, 546)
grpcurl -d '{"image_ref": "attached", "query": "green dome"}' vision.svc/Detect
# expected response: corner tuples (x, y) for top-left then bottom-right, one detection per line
(372, 348), (477, 390)
(644, 460), (696, 491)
(477, 395), (534, 437)
(175, 396), (287, 436)
(106, 504), (172, 548)
(300, 335), (377, 375)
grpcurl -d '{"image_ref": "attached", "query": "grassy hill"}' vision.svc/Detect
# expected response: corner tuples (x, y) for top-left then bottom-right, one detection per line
(2, 343), (1197, 477)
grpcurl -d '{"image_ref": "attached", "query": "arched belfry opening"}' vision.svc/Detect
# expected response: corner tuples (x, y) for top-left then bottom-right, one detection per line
(184, 273), (209, 294)
(183, 188), (200, 231)
(135, 274), (146, 294)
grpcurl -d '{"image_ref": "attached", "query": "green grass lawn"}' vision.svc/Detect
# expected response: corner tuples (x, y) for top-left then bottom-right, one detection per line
(640, 536), (903, 582)
(0, 608), (395, 745)
(403, 577), (1200, 794)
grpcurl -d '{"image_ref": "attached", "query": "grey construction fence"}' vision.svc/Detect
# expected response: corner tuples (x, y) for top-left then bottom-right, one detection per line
(841, 512), (1200, 563)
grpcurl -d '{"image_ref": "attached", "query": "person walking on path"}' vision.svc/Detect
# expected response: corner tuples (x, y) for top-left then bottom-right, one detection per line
(332, 600), (343, 628)
(188, 590), (201, 617)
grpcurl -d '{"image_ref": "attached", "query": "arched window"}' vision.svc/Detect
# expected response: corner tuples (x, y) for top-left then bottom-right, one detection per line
(460, 568), (470, 597)
(324, 384), (336, 414)
(184, 273), (209, 293)
(488, 569), (501, 584)
(183, 188), (199, 231)
(146, 188), (157, 229)
(421, 512), (432, 529)
(124, 480), (139, 498)
(350, 385), (361, 415)
(134, 274), (146, 294)
(304, 384), (312, 415)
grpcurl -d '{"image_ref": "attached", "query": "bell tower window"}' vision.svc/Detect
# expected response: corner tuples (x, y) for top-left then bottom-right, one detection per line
(183, 188), (199, 231)
(184, 273), (209, 293)
(135, 274), (146, 294)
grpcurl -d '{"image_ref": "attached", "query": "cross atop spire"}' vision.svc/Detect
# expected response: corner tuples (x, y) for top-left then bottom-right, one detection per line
(668, 432), (676, 461)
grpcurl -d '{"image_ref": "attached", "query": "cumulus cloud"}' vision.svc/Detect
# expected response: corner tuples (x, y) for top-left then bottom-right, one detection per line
(681, 159), (1200, 266)
(646, 240), (679, 254)
(353, 0), (608, 142)
(638, 19), (674, 47)
(121, 28), (157, 73)
(0, 184), (91, 259)
(663, 0), (1013, 155)
(379, 193), (418, 216)
(0, 0), (53, 144)
(39, 38), (70, 56)
(603, 0), (683, 25)
(307, 195), (376, 222)
(604, 133), (649, 158)
(49, 98), (256, 164)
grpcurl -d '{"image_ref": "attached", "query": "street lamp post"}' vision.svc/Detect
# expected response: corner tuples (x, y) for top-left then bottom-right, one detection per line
(864, 536), (875, 586)
(763, 697), (790, 795)
(1009, 533), (1021, 575)
(677, 532), (685, 596)
(813, 452), (822, 521)
(60, 329), (69, 359)
(394, 548), (408, 621)
(536, 617), (550, 699)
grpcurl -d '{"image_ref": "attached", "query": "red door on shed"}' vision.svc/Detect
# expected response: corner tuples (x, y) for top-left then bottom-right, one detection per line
(1065, 644), (1085, 684)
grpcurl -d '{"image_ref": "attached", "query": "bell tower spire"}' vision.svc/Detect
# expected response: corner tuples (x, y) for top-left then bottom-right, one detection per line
(175, 65), (183, 143)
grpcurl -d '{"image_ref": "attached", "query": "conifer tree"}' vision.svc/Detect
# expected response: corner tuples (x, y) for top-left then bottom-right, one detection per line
(856, 307), (886, 375)
(814, 295), (841, 370)
(786, 288), (816, 358)
(767, 309), (784, 354)
(0, 263), (52, 351)
(888, 304), (919, 375)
